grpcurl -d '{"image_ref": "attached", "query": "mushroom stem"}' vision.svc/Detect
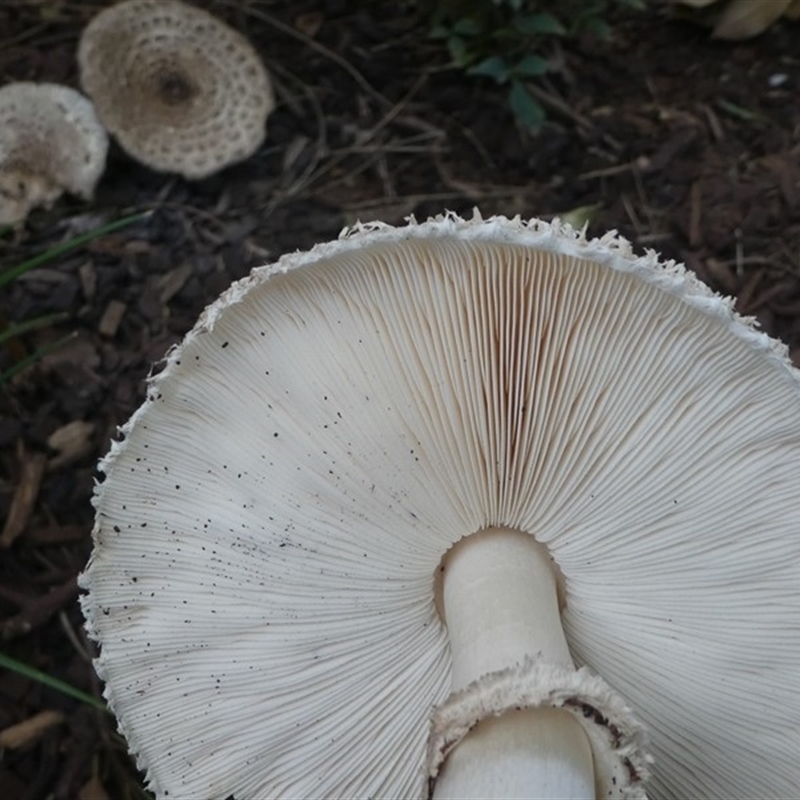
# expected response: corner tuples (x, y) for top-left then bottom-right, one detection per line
(434, 528), (594, 799)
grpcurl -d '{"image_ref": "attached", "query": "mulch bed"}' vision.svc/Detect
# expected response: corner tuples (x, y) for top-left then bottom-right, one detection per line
(1, 1), (799, 797)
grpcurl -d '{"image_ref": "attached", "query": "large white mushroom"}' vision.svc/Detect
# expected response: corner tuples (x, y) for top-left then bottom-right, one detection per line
(78, 0), (274, 179)
(81, 212), (800, 799)
(0, 83), (108, 226)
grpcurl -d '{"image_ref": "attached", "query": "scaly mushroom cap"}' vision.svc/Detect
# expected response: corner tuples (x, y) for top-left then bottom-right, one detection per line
(78, 0), (274, 180)
(81, 213), (800, 799)
(0, 83), (108, 226)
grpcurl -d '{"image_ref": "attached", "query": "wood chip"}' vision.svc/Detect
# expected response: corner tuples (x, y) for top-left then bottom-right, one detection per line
(704, 258), (740, 295)
(25, 524), (88, 545)
(16, 268), (71, 285)
(87, 235), (149, 257)
(282, 135), (311, 172)
(78, 261), (97, 300)
(737, 268), (764, 314)
(157, 263), (193, 304)
(78, 775), (111, 800)
(702, 103), (725, 142)
(0, 443), (48, 548)
(0, 710), (65, 750)
(98, 300), (127, 338)
(1, 577), (79, 640)
(40, 335), (101, 371)
(47, 420), (95, 470)
(294, 11), (323, 38)
(688, 180), (703, 248)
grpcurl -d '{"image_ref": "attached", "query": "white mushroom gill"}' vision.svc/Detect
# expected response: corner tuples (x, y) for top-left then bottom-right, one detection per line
(82, 214), (800, 799)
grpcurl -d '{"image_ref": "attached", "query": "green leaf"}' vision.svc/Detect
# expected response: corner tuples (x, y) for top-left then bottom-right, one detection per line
(467, 55), (510, 83)
(513, 53), (550, 78)
(452, 17), (480, 36)
(0, 211), (150, 290)
(447, 35), (471, 67)
(559, 203), (602, 231)
(581, 16), (613, 40)
(509, 80), (546, 129)
(515, 12), (567, 36)
(568, 0), (605, 34)
(0, 651), (108, 712)
(429, 24), (450, 40)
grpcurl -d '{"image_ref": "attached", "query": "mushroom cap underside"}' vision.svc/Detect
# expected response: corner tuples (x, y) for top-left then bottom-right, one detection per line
(0, 82), (108, 225)
(82, 214), (800, 799)
(77, 0), (273, 179)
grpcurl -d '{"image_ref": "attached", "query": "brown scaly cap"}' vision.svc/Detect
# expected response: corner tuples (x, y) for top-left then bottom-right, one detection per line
(78, 0), (274, 180)
(0, 83), (108, 226)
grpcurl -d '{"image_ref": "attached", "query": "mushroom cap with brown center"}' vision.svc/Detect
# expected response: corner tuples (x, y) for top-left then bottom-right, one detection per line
(77, 0), (274, 180)
(0, 83), (108, 226)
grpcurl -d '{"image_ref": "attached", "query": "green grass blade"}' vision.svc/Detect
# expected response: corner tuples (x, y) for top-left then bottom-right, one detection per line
(715, 98), (769, 125)
(0, 651), (108, 712)
(0, 211), (150, 289)
(0, 331), (77, 383)
(0, 312), (69, 346)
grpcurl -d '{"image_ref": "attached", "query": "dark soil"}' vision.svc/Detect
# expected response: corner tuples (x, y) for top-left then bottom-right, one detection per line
(1, 2), (799, 798)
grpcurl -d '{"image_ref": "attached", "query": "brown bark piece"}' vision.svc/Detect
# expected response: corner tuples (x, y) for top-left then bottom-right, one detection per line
(0, 444), (48, 548)
(78, 775), (111, 800)
(157, 263), (193, 304)
(25, 524), (88, 545)
(0, 710), (65, 750)
(98, 300), (127, 337)
(47, 420), (95, 470)
(0, 576), (79, 640)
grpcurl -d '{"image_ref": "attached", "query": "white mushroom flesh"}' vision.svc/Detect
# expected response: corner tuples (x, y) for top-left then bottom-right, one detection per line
(433, 528), (595, 799)
(82, 214), (800, 799)
(0, 83), (108, 225)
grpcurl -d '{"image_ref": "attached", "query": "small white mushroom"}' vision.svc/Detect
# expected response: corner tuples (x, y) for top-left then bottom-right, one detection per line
(0, 83), (108, 226)
(81, 213), (800, 799)
(77, 0), (274, 180)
